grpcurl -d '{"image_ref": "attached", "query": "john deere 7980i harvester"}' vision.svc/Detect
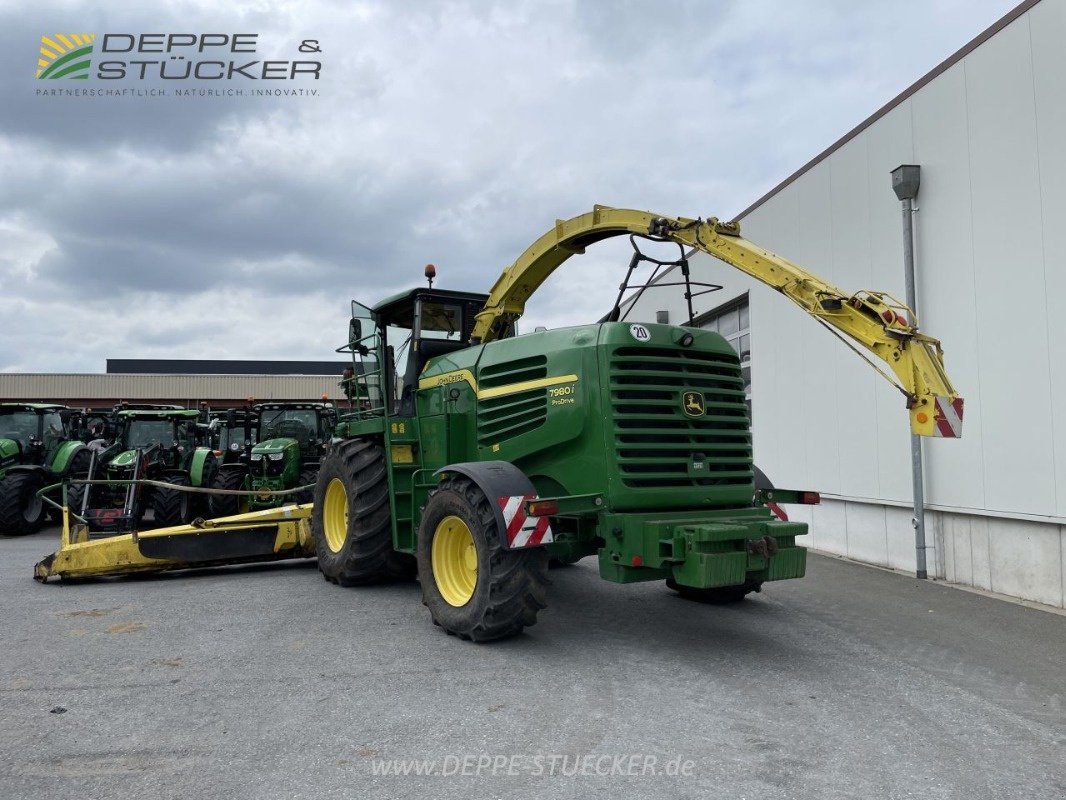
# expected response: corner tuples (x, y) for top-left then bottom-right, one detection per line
(311, 207), (964, 641)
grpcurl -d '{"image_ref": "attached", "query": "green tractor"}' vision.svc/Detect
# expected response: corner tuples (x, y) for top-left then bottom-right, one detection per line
(208, 402), (336, 517)
(0, 403), (92, 535)
(206, 407), (253, 466)
(73, 406), (218, 531)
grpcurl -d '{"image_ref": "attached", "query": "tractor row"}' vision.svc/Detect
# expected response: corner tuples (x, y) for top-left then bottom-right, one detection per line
(0, 400), (336, 535)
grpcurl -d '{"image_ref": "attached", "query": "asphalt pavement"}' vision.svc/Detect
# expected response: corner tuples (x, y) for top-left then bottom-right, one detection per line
(1, 525), (1063, 800)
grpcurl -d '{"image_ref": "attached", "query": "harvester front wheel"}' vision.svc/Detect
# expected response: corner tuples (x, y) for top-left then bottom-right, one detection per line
(312, 439), (414, 585)
(153, 475), (194, 528)
(666, 578), (762, 603)
(417, 477), (548, 642)
(0, 472), (47, 535)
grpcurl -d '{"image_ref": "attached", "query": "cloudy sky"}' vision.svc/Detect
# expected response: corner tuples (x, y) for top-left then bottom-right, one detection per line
(0, 0), (1018, 372)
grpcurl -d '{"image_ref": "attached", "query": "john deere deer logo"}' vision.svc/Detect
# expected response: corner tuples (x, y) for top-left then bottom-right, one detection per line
(682, 391), (705, 417)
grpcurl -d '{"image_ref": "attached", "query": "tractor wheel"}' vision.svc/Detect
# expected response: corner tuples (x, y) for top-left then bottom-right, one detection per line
(416, 477), (548, 642)
(66, 468), (95, 523)
(66, 481), (87, 520)
(51, 448), (92, 522)
(666, 578), (763, 603)
(208, 469), (248, 518)
(0, 472), (47, 535)
(312, 439), (415, 585)
(295, 467), (318, 505)
(152, 474), (195, 528)
(195, 453), (219, 517)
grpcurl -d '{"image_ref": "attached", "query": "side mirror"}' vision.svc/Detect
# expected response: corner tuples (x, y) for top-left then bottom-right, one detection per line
(349, 318), (362, 344)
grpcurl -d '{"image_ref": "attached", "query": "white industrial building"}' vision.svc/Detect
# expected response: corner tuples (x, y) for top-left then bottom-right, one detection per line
(627, 0), (1065, 608)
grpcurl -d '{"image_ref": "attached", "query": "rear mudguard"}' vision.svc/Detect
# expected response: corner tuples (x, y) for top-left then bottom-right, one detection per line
(433, 461), (553, 549)
(188, 448), (216, 486)
(50, 442), (88, 476)
(2, 464), (48, 478)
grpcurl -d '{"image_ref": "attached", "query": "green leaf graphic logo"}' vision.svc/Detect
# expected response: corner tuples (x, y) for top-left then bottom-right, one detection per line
(37, 34), (95, 80)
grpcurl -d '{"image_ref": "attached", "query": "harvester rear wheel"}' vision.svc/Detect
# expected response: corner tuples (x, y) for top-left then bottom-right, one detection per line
(208, 468), (249, 517)
(0, 472), (47, 535)
(666, 578), (763, 603)
(312, 439), (414, 585)
(153, 475), (194, 528)
(417, 477), (548, 642)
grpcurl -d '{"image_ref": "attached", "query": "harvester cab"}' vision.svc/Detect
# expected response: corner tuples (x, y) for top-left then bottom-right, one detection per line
(0, 403), (91, 535)
(208, 401), (336, 516)
(342, 287), (499, 419)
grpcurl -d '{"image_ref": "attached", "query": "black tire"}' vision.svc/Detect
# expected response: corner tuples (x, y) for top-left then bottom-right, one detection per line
(208, 468), (248, 517)
(51, 448), (92, 522)
(0, 472), (47, 535)
(312, 439), (415, 586)
(67, 481), (87, 520)
(416, 477), (548, 642)
(67, 458), (104, 524)
(152, 474), (194, 527)
(296, 467), (318, 505)
(65, 447), (92, 480)
(195, 453), (219, 517)
(666, 578), (763, 603)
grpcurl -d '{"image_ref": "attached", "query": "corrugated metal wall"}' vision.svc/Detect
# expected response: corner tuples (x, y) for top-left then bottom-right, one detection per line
(0, 373), (344, 405)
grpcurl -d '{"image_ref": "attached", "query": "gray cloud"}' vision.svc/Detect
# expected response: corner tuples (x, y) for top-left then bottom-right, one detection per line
(0, 0), (1018, 370)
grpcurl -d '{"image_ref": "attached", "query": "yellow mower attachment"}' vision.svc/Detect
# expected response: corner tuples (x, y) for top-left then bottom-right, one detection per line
(34, 501), (315, 582)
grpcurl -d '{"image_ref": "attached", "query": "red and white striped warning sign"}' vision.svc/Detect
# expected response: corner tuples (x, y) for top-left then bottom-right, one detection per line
(497, 495), (554, 548)
(934, 396), (965, 438)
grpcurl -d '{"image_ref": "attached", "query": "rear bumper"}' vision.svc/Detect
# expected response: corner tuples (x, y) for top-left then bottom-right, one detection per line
(594, 512), (807, 589)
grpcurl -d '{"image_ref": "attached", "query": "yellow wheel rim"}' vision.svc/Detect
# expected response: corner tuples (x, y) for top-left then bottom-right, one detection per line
(431, 515), (478, 607)
(322, 478), (349, 553)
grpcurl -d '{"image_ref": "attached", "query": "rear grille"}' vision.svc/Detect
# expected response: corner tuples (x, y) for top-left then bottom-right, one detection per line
(610, 346), (751, 489)
(477, 355), (548, 446)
